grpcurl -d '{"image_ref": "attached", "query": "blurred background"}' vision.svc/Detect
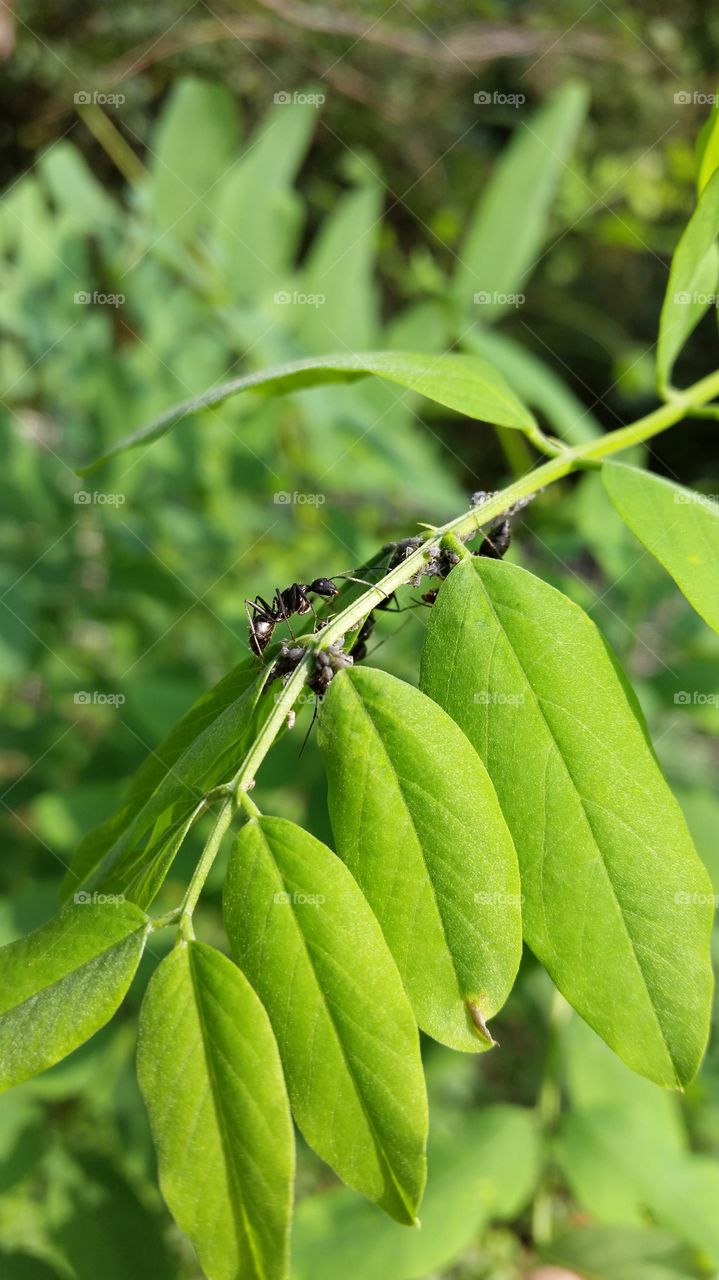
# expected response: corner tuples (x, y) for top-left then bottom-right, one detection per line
(1, 1), (719, 1277)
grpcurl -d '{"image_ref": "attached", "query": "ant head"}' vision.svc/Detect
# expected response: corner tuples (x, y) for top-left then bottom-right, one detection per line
(309, 577), (340, 598)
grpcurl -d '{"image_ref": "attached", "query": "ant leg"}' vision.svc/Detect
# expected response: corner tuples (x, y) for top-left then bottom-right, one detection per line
(299, 697), (319, 757)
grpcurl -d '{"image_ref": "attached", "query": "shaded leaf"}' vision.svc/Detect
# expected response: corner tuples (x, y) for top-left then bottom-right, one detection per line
(452, 83), (589, 320)
(292, 1105), (539, 1280)
(137, 941), (294, 1280)
(63, 660), (266, 908)
(224, 815), (427, 1223)
(543, 1225), (703, 1280)
(318, 666), (522, 1052)
(420, 558), (714, 1086)
(149, 77), (240, 240)
(603, 462), (719, 636)
(656, 167), (719, 390)
(464, 328), (601, 443)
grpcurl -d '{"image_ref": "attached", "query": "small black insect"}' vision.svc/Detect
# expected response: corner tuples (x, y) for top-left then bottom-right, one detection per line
(348, 614), (376, 662)
(307, 643), (353, 696)
(246, 578), (340, 657)
(268, 643), (305, 683)
(297, 643), (354, 755)
(477, 518), (512, 560)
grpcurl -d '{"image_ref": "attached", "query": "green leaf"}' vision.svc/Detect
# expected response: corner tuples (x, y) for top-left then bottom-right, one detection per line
(149, 77), (240, 240)
(298, 184), (382, 351)
(80, 351), (538, 471)
(542, 1225), (703, 1280)
(63, 661), (266, 908)
(317, 666), (522, 1052)
(556, 1108), (719, 1266)
(223, 815), (427, 1223)
(656, 167), (719, 391)
(452, 83), (589, 321)
(603, 462), (719, 636)
(292, 1105), (540, 1280)
(213, 95), (317, 298)
(420, 558), (714, 1087)
(463, 328), (601, 443)
(695, 91), (719, 193)
(137, 940), (294, 1280)
(0, 901), (149, 1092)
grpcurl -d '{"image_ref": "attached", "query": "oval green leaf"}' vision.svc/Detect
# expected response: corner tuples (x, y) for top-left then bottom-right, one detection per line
(80, 351), (537, 472)
(420, 558), (714, 1087)
(0, 900), (149, 1092)
(137, 940), (294, 1280)
(223, 815), (427, 1224)
(603, 461), (719, 636)
(317, 666), (522, 1052)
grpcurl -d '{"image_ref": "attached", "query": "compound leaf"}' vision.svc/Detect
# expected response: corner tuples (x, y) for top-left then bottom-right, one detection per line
(137, 941), (293, 1280)
(420, 558), (714, 1087)
(0, 900), (149, 1092)
(603, 462), (719, 636)
(318, 666), (522, 1052)
(224, 815), (427, 1224)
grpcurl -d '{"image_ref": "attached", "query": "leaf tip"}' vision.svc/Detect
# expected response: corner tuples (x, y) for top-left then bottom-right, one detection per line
(466, 999), (498, 1047)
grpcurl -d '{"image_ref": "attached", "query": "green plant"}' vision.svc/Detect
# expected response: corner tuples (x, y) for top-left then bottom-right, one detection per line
(2, 79), (719, 1280)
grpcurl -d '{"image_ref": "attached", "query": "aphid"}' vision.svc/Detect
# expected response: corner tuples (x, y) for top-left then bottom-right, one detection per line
(299, 644), (354, 755)
(307, 644), (353, 697)
(268, 643), (305, 683)
(246, 577), (340, 657)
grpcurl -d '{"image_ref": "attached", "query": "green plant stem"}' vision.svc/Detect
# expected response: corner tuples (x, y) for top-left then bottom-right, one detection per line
(174, 366), (719, 903)
(181, 796), (235, 921)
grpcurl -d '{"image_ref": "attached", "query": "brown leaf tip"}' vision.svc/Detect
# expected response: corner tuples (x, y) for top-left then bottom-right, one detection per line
(466, 1000), (498, 1047)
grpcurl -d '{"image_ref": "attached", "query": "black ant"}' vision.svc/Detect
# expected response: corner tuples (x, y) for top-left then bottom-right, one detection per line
(246, 578), (339, 657)
(477, 518), (512, 560)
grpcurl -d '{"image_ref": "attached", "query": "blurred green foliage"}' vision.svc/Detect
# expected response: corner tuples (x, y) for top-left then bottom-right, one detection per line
(1, 4), (719, 1277)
